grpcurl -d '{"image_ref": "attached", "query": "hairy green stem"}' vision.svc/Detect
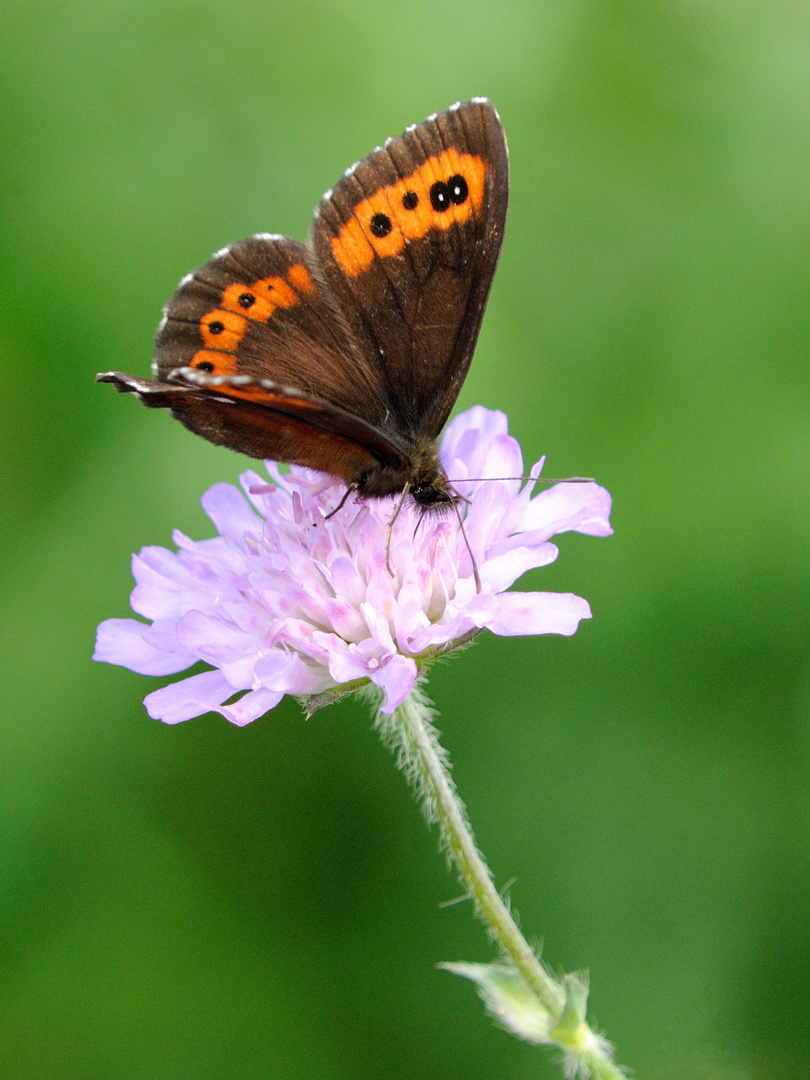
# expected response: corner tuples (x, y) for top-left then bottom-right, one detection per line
(375, 681), (627, 1080)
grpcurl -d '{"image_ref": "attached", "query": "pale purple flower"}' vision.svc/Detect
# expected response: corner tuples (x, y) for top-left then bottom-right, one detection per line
(94, 406), (612, 723)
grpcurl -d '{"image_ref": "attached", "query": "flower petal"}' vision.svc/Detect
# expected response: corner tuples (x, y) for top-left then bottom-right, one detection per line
(324, 632), (386, 685)
(129, 547), (192, 620)
(373, 654), (418, 714)
(520, 483), (613, 537)
(214, 687), (284, 726)
(144, 669), (236, 723)
(441, 406), (510, 475)
(201, 482), (262, 542)
(176, 609), (263, 665)
(486, 592), (592, 637)
(94, 618), (194, 676)
(479, 543), (559, 593)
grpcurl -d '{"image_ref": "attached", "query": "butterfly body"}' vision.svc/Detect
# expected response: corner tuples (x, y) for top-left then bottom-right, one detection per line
(99, 98), (509, 512)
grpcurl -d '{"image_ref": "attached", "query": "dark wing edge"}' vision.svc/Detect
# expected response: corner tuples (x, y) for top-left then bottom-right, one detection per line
(429, 98), (509, 433)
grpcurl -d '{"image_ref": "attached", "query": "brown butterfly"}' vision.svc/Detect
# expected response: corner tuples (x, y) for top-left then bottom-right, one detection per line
(98, 98), (509, 513)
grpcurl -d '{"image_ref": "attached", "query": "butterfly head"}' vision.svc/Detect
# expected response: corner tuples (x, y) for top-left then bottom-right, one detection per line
(410, 476), (457, 511)
(351, 433), (457, 512)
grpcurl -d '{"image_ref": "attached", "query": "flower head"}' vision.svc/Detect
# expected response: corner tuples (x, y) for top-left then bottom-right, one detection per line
(95, 406), (612, 723)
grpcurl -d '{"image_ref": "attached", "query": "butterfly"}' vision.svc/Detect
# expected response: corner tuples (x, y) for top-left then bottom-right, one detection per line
(98, 98), (509, 513)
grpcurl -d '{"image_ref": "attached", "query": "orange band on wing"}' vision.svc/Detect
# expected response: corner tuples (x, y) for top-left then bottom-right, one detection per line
(183, 377), (326, 409)
(189, 351), (239, 376)
(286, 262), (316, 295)
(329, 150), (487, 278)
(220, 386), (322, 406)
(200, 308), (246, 350)
(192, 263), (314, 370)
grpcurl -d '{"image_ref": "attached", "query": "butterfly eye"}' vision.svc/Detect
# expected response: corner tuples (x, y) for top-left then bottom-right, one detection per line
(369, 212), (393, 238)
(448, 175), (469, 205)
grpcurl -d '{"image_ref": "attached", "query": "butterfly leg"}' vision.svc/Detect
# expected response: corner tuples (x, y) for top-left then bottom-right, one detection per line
(385, 484), (411, 575)
(324, 483), (359, 520)
(453, 500), (481, 594)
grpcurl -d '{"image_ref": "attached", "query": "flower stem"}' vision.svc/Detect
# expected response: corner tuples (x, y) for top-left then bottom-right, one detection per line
(375, 681), (627, 1080)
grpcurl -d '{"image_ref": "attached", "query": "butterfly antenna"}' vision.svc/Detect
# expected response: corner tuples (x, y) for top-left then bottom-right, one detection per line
(446, 475), (595, 484)
(453, 499), (482, 594)
(385, 484), (410, 575)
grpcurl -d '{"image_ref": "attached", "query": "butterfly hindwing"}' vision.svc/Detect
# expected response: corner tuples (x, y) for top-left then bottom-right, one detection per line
(99, 234), (413, 476)
(312, 98), (508, 441)
(98, 368), (409, 480)
(153, 234), (391, 425)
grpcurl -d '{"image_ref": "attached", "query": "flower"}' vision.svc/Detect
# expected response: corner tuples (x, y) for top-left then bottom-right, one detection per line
(94, 406), (612, 723)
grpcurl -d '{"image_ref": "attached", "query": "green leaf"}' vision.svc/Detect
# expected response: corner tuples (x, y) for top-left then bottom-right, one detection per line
(440, 962), (555, 1045)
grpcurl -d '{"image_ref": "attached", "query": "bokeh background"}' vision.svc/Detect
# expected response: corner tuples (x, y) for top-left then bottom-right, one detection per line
(2, 2), (809, 1077)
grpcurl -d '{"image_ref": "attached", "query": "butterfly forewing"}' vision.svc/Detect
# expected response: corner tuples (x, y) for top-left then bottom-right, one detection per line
(312, 98), (508, 441)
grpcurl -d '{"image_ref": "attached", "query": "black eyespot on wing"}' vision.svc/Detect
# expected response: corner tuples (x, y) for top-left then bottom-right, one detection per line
(448, 175), (468, 205)
(208, 320), (225, 335)
(402, 190), (419, 210)
(369, 212), (392, 238)
(238, 292), (256, 308)
(195, 360), (215, 372)
(429, 180), (450, 212)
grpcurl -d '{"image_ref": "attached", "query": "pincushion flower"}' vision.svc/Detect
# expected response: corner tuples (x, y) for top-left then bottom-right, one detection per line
(96, 404), (626, 1078)
(94, 406), (612, 724)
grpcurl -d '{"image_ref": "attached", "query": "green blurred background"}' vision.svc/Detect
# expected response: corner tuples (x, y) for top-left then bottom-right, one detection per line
(1, 2), (808, 1077)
